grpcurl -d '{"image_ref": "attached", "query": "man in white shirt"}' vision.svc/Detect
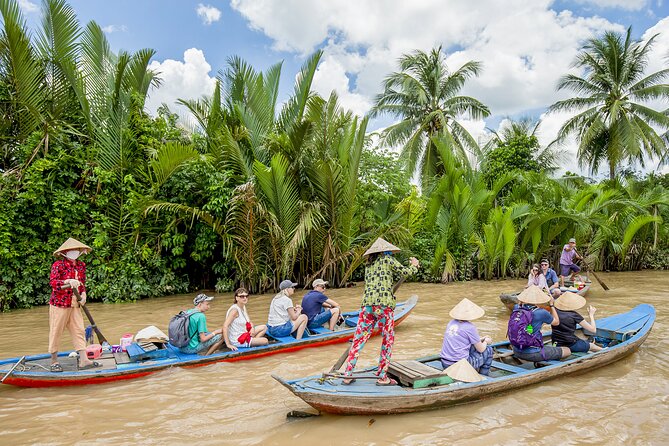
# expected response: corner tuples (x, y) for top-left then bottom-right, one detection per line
(267, 280), (308, 339)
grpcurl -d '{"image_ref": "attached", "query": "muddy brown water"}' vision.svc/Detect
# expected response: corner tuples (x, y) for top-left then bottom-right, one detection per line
(0, 271), (667, 445)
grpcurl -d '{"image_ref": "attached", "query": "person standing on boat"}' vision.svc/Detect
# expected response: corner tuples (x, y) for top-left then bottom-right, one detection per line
(552, 292), (602, 353)
(267, 280), (309, 339)
(510, 286), (571, 362)
(540, 259), (562, 298)
(222, 288), (269, 350)
(301, 279), (342, 331)
(559, 238), (582, 285)
(440, 298), (494, 375)
(342, 238), (419, 386)
(526, 263), (549, 293)
(48, 238), (99, 372)
(180, 293), (225, 355)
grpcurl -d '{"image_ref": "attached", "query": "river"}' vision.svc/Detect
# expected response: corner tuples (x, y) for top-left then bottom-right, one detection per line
(0, 270), (667, 445)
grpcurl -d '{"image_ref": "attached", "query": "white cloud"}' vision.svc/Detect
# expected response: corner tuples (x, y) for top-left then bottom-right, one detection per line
(18, 0), (38, 13)
(196, 4), (222, 25)
(230, 0), (624, 122)
(573, 0), (648, 10)
(101, 25), (128, 34)
(145, 48), (217, 117)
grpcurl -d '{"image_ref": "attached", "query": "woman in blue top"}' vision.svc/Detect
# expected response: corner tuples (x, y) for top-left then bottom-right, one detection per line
(510, 286), (571, 362)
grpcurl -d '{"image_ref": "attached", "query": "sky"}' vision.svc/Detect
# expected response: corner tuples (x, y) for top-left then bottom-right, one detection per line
(17, 0), (669, 176)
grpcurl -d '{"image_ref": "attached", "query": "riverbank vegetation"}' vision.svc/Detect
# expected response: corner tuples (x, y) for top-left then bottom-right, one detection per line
(1, 0), (668, 309)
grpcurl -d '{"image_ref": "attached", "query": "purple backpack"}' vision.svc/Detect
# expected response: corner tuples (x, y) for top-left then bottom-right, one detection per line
(507, 306), (544, 350)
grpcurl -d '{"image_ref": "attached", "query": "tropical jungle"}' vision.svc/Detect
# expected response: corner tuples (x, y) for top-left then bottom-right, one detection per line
(1, 0), (668, 310)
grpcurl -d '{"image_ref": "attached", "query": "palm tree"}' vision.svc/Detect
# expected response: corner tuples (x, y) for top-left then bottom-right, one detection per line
(371, 46), (490, 188)
(550, 27), (669, 179)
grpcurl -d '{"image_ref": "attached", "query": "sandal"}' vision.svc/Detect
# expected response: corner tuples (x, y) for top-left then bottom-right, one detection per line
(50, 363), (63, 373)
(341, 378), (356, 385)
(375, 377), (397, 386)
(78, 361), (101, 370)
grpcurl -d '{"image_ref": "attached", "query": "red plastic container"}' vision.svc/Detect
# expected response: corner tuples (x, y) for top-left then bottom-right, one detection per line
(86, 343), (102, 359)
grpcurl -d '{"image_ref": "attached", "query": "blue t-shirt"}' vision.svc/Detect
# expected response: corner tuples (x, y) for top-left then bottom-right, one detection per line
(301, 290), (328, 321)
(512, 304), (553, 353)
(544, 268), (558, 287)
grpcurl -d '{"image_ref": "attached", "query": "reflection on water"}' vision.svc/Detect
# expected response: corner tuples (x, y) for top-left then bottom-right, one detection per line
(0, 271), (667, 445)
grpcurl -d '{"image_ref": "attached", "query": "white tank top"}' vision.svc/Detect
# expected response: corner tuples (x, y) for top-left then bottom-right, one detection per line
(226, 304), (250, 346)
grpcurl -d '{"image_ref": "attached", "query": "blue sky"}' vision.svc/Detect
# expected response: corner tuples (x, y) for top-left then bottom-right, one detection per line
(17, 0), (669, 174)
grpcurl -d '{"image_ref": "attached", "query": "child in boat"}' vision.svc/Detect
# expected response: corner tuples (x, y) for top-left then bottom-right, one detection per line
(552, 292), (602, 353)
(440, 298), (493, 375)
(180, 293), (225, 355)
(222, 288), (269, 350)
(510, 286), (571, 362)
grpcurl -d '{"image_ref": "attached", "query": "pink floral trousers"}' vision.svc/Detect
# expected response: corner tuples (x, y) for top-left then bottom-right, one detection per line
(344, 305), (395, 379)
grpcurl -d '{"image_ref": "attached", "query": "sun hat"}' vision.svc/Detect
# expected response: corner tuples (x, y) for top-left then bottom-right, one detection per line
(363, 237), (401, 257)
(443, 359), (485, 383)
(193, 293), (214, 306)
(517, 285), (550, 305)
(279, 280), (298, 290)
(449, 298), (485, 321)
(53, 238), (92, 256)
(569, 238), (576, 243)
(312, 278), (328, 288)
(554, 292), (586, 311)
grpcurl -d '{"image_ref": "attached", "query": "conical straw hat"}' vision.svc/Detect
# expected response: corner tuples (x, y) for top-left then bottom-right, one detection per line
(517, 285), (550, 305)
(135, 325), (168, 343)
(554, 292), (586, 311)
(363, 237), (401, 256)
(53, 238), (92, 256)
(449, 298), (485, 321)
(443, 358), (485, 383)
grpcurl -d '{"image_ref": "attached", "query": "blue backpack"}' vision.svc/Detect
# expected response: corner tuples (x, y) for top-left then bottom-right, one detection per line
(507, 306), (544, 350)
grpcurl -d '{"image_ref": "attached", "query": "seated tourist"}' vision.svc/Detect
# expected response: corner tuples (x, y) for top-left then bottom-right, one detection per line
(552, 292), (602, 353)
(222, 287), (269, 350)
(267, 280), (308, 339)
(540, 259), (561, 298)
(301, 278), (342, 330)
(508, 286), (571, 362)
(527, 263), (549, 293)
(440, 298), (493, 375)
(179, 293), (224, 355)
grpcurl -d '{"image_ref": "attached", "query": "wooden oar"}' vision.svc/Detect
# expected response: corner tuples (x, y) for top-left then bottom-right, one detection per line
(71, 288), (109, 344)
(1, 356), (26, 383)
(329, 276), (406, 373)
(581, 260), (610, 291)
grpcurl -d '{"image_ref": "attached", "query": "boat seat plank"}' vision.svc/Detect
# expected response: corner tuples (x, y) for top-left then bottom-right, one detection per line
(491, 361), (529, 374)
(388, 360), (453, 388)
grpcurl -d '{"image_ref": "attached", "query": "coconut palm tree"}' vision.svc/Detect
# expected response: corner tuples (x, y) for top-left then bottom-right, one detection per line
(550, 27), (669, 179)
(370, 46), (490, 189)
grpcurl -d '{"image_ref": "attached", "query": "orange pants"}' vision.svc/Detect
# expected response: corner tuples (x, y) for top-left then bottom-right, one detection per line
(48, 305), (86, 353)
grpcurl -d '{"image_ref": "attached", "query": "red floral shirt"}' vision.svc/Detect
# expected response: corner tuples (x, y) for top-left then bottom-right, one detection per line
(49, 259), (87, 308)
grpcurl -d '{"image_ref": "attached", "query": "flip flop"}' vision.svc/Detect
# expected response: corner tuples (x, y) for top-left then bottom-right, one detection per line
(50, 363), (63, 373)
(78, 361), (101, 370)
(375, 377), (398, 386)
(341, 378), (356, 385)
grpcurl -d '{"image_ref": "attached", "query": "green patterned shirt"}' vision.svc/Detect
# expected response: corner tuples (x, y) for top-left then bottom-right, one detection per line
(361, 255), (417, 308)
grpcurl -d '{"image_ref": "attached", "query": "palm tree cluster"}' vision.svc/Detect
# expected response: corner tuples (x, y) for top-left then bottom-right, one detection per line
(0, 0), (667, 309)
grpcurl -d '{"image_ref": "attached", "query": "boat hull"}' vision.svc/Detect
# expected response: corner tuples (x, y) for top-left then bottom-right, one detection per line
(0, 296), (418, 388)
(274, 304), (654, 415)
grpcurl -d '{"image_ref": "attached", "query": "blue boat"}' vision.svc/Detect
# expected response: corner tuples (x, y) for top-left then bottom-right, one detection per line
(273, 304), (655, 415)
(0, 296), (418, 388)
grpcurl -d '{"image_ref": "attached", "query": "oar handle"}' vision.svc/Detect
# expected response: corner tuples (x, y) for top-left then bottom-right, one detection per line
(71, 288), (109, 344)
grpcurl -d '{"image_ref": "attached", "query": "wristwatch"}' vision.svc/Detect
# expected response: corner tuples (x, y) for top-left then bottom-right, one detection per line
(549, 304), (555, 308)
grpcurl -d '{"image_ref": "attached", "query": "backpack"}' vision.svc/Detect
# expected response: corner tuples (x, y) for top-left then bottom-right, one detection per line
(507, 306), (544, 350)
(168, 310), (199, 347)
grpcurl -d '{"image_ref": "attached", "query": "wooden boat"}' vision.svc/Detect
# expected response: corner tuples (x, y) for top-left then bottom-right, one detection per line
(0, 296), (418, 388)
(500, 279), (592, 311)
(273, 303), (654, 415)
